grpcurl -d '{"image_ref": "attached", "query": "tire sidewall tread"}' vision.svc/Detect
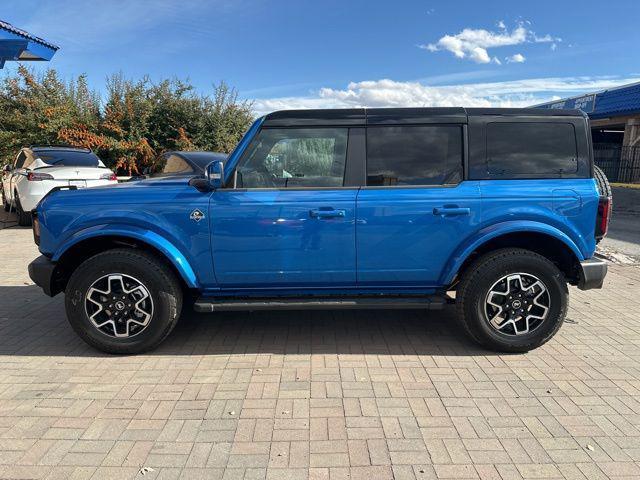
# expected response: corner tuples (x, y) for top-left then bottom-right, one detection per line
(65, 248), (182, 354)
(15, 193), (31, 226)
(594, 165), (612, 198)
(456, 248), (568, 353)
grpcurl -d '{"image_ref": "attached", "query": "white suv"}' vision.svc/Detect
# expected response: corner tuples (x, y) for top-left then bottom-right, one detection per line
(2, 146), (117, 225)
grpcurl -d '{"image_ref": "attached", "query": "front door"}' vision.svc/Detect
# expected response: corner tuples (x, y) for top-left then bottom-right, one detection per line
(211, 127), (358, 288)
(356, 124), (481, 287)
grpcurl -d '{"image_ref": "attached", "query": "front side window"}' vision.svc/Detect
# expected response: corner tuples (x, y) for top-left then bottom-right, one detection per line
(236, 128), (348, 188)
(486, 122), (578, 176)
(366, 125), (463, 186)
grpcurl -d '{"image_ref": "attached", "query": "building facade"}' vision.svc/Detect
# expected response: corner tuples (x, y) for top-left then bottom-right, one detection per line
(0, 20), (58, 69)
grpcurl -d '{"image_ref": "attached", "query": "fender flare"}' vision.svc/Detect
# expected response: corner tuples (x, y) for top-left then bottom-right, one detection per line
(439, 220), (586, 286)
(52, 225), (199, 288)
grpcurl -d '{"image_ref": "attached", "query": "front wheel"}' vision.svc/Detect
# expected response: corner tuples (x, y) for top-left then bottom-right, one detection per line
(65, 248), (183, 354)
(456, 248), (568, 353)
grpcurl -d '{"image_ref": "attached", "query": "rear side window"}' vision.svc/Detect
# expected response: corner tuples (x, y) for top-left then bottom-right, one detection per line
(15, 152), (26, 168)
(366, 126), (462, 186)
(486, 123), (577, 176)
(35, 150), (101, 167)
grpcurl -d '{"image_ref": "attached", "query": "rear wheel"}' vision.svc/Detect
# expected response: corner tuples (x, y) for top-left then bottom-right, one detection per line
(2, 188), (9, 212)
(65, 248), (183, 354)
(456, 248), (568, 353)
(14, 192), (31, 226)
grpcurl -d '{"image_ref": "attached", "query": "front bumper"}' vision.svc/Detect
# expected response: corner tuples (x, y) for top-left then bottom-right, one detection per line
(577, 257), (608, 290)
(28, 255), (59, 297)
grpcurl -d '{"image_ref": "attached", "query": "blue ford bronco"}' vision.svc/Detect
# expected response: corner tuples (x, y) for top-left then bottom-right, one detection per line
(28, 108), (611, 354)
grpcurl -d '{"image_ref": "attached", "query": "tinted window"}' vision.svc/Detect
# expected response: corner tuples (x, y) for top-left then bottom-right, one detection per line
(366, 126), (462, 186)
(487, 123), (577, 175)
(181, 152), (227, 171)
(35, 150), (100, 167)
(237, 128), (348, 188)
(155, 155), (194, 175)
(15, 152), (26, 168)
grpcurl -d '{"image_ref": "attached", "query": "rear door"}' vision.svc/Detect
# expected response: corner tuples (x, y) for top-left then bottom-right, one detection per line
(210, 127), (362, 288)
(356, 123), (482, 287)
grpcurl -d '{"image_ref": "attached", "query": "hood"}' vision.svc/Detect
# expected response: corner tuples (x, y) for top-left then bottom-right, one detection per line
(38, 174), (197, 210)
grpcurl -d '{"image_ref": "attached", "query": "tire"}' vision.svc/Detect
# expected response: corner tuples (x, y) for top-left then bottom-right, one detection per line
(65, 248), (183, 354)
(15, 192), (31, 226)
(2, 188), (9, 212)
(594, 165), (612, 198)
(456, 248), (568, 353)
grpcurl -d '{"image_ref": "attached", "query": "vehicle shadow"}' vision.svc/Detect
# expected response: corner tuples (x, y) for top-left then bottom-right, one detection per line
(0, 209), (30, 230)
(0, 285), (496, 358)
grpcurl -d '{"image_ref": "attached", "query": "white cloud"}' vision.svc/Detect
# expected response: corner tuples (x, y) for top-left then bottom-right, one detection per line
(506, 53), (526, 63)
(421, 22), (560, 64)
(533, 33), (561, 43)
(251, 76), (640, 116)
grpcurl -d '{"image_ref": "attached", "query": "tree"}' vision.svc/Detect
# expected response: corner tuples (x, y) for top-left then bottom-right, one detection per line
(0, 67), (254, 174)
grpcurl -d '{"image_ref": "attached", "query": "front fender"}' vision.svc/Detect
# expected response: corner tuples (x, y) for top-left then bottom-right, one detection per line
(439, 220), (586, 286)
(52, 224), (199, 288)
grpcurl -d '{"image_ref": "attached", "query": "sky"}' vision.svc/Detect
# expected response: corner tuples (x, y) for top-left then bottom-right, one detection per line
(4, 0), (640, 115)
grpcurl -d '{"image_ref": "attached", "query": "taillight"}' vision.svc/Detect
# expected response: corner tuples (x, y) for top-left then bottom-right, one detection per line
(596, 196), (612, 240)
(100, 172), (118, 181)
(27, 172), (54, 181)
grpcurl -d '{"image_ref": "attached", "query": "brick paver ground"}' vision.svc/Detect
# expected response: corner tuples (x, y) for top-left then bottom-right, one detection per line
(1, 223), (640, 479)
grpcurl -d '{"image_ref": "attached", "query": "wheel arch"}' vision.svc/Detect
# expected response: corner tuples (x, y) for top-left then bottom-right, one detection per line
(52, 230), (199, 294)
(442, 222), (585, 288)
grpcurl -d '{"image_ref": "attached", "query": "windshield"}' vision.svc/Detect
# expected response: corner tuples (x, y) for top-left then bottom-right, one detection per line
(36, 150), (101, 167)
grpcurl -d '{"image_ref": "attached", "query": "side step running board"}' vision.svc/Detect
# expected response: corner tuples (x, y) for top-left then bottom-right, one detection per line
(194, 296), (446, 312)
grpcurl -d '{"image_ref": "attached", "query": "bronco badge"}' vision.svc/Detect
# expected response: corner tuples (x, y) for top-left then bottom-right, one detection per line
(190, 209), (205, 223)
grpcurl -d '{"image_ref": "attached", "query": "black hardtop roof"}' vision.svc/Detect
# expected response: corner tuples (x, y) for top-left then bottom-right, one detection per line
(262, 107), (586, 126)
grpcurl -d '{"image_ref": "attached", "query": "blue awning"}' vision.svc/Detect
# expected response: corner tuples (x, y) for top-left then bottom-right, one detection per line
(533, 81), (640, 120)
(0, 20), (58, 68)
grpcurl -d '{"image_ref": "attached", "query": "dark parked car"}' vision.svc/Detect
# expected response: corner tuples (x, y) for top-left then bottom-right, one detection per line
(135, 151), (228, 179)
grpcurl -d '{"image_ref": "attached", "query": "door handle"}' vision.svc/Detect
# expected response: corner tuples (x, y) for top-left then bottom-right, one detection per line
(433, 206), (471, 217)
(309, 208), (346, 219)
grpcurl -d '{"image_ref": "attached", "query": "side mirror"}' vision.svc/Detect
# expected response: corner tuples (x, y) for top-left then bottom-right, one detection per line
(3, 164), (11, 173)
(188, 161), (225, 192)
(207, 160), (225, 189)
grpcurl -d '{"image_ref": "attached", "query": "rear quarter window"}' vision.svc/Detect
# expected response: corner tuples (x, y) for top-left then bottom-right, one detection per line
(486, 122), (578, 176)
